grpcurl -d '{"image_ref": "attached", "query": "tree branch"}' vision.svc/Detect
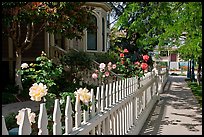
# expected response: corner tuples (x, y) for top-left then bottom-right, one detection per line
(21, 23), (32, 52)
(31, 22), (47, 41)
(17, 21), (21, 46)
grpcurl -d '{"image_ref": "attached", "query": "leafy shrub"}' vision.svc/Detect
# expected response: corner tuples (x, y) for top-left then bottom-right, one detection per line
(93, 51), (118, 64)
(2, 92), (18, 104)
(4, 112), (18, 130)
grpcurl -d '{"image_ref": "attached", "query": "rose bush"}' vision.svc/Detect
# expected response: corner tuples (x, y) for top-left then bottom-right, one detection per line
(112, 47), (151, 78)
(92, 62), (117, 84)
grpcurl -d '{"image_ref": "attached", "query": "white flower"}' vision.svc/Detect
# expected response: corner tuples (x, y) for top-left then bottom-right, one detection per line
(21, 63), (29, 69)
(74, 88), (91, 103)
(15, 108), (36, 125)
(29, 83), (48, 101)
(99, 63), (106, 70)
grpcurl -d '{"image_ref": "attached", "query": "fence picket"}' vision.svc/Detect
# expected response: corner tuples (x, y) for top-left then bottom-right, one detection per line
(2, 116), (9, 135)
(64, 96), (73, 135)
(75, 95), (81, 128)
(105, 84), (109, 109)
(119, 80), (122, 101)
(115, 81), (119, 103)
(53, 99), (62, 135)
(90, 89), (96, 118)
(112, 81), (116, 104)
(96, 87), (101, 113)
(109, 83), (112, 107)
(97, 123), (101, 135)
(101, 85), (105, 111)
(38, 103), (48, 135)
(19, 108), (31, 135)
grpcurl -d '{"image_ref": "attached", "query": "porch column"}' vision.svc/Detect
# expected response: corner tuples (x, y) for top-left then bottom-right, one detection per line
(50, 33), (55, 47)
(49, 33), (55, 58)
(44, 31), (49, 57)
(8, 37), (14, 81)
(98, 16), (102, 52)
(65, 38), (74, 51)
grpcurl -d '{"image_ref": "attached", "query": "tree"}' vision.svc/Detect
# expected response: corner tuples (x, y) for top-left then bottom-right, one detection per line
(110, 2), (201, 83)
(2, 2), (95, 93)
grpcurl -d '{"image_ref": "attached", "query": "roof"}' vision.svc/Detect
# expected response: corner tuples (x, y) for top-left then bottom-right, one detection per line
(85, 2), (112, 12)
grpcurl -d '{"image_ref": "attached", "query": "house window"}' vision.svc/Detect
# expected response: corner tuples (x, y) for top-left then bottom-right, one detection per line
(171, 53), (177, 61)
(87, 15), (97, 50)
(102, 18), (105, 51)
(160, 50), (168, 57)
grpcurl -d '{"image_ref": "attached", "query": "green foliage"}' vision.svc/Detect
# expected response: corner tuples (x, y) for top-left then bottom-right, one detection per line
(61, 50), (94, 70)
(111, 2), (202, 63)
(5, 113), (18, 130)
(2, 2), (95, 39)
(60, 50), (94, 83)
(18, 51), (63, 97)
(2, 92), (18, 104)
(187, 82), (202, 107)
(93, 51), (118, 64)
(111, 47), (152, 78)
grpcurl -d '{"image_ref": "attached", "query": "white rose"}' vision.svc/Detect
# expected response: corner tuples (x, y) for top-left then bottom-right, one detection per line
(21, 63), (29, 69)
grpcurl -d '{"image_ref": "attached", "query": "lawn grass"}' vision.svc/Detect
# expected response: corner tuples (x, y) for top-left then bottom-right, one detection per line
(187, 81), (202, 107)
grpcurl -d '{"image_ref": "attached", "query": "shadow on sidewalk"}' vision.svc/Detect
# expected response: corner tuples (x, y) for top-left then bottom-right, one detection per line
(139, 76), (202, 135)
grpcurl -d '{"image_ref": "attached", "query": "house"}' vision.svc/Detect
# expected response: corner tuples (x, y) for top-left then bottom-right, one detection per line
(1, 2), (112, 89)
(151, 32), (189, 71)
(151, 45), (188, 71)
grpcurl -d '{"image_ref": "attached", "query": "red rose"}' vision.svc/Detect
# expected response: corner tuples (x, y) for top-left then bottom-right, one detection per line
(120, 53), (124, 58)
(121, 60), (124, 64)
(124, 49), (129, 53)
(141, 63), (148, 70)
(143, 55), (149, 62)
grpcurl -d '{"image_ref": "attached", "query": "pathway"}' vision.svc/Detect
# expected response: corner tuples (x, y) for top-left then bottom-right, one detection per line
(139, 76), (202, 135)
(2, 101), (40, 117)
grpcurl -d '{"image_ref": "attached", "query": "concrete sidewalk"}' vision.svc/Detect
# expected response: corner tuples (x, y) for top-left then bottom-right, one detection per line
(2, 101), (40, 117)
(139, 76), (202, 135)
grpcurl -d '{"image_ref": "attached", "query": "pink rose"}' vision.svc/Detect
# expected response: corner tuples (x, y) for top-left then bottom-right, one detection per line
(92, 73), (98, 79)
(134, 61), (140, 65)
(108, 66), (112, 71)
(141, 63), (148, 70)
(108, 62), (112, 66)
(105, 71), (110, 77)
(124, 49), (129, 53)
(112, 64), (116, 69)
(95, 69), (99, 73)
(143, 55), (149, 62)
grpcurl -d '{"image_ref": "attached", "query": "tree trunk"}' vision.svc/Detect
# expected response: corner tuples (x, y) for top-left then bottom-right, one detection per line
(197, 57), (202, 85)
(15, 48), (23, 94)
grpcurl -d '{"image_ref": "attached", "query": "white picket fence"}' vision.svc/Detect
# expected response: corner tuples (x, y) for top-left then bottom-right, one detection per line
(2, 69), (168, 135)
